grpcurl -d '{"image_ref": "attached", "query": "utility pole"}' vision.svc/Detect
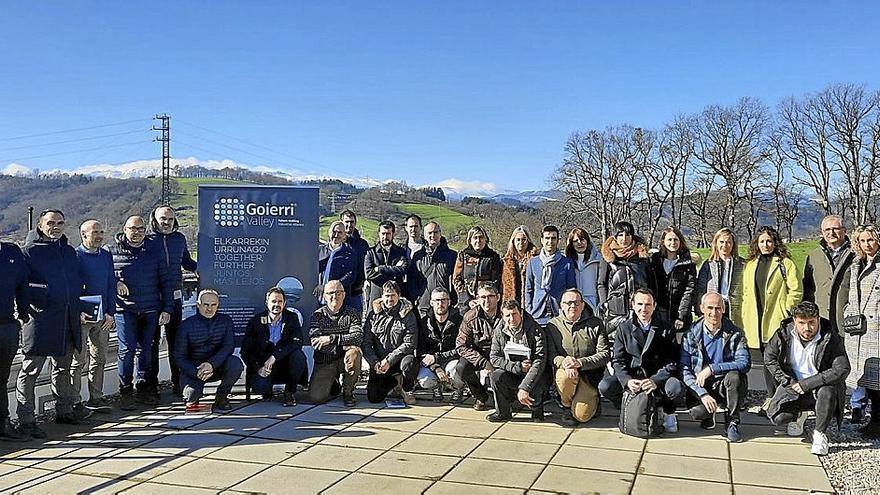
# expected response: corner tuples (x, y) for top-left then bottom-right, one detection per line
(152, 114), (171, 205)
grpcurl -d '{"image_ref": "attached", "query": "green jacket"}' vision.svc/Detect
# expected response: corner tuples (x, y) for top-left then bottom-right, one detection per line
(741, 255), (803, 347)
(803, 240), (853, 336)
(545, 313), (610, 382)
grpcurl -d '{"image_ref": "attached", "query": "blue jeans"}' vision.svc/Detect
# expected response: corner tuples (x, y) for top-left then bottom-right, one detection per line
(181, 355), (244, 403)
(851, 386), (867, 408)
(115, 311), (159, 393)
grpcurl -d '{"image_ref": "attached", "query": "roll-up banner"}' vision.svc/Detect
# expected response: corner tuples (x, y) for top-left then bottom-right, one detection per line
(198, 185), (320, 345)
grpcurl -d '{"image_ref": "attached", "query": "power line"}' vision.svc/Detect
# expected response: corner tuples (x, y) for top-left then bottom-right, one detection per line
(0, 129), (148, 153)
(0, 118), (151, 142)
(0, 140), (147, 163)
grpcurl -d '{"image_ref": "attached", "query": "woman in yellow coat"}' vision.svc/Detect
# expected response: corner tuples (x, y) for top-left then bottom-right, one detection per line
(741, 225), (803, 396)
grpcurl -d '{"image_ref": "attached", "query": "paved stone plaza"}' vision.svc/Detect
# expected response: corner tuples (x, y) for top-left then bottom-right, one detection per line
(0, 391), (835, 495)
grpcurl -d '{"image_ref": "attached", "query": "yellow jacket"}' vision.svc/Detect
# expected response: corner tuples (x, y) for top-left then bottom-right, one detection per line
(740, 255), (803, 347)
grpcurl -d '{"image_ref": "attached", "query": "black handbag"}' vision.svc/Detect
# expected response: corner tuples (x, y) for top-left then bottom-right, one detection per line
(843, 314), (867, 336)
(619, 389), (663, 438)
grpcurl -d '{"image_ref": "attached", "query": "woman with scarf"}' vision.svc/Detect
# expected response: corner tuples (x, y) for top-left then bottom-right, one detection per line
(453, 226), (503, 311)
(695, 228), (745, 328)
(650, 225), (697, 333)
(741, 225), (803, 396)
(565, 227), (602, 314)
(524, 225), (577, 325)
(597, 221), (654, 336)
(501, 225), (537, 306)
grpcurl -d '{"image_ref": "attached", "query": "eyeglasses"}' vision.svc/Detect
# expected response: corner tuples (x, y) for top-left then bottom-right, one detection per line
(325, 290), (345, 296)
(476, 294), (498, 300)
(126, 226), (146, 232)
(560, 300), (582, 306)
(431, 298), (450, 303)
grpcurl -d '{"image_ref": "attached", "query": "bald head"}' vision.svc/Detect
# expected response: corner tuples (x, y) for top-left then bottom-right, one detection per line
(124, 216), (147, 245)
(323, 280), (346, 312)
(80, 220), (105, 250)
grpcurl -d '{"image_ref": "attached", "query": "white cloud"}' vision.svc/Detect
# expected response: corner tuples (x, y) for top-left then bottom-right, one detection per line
(428, 178), (500, 195)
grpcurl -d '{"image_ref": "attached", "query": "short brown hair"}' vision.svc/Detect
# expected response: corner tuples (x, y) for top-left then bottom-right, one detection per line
(500, 299), (521, 312)
(266, 287), (286, 300)
(792, 301), (820, 320)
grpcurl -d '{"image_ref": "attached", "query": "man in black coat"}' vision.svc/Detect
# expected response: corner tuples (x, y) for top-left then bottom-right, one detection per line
(15, 209), (88, 439)
(362, 281), (419, 404)
(0, 239), (30, 441)
(364, 221), (408, 306)
(173, 290), (243, 411)
(408, 222), (458, 315)
(599, 288), (684, 433)
(340, 209), (369, 314)
(764, 301), (850, 456)
(416, 287), (462, 401)
(241, 287), (306, 406)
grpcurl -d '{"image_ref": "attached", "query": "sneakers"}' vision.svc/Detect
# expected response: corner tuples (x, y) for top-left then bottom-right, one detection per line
(0, 420), (30, 443)
(185, 402), (203, 413)
(787, 411), (808, 437)
(560, 411), (579, 427)
(432, 386), (444, 402)
(486, 412), (512, 423)
(449, 389), (465, 404)
(473, 399), (490, 411)
(663, 412), (678, 433)
(811, 430), (829, 455)
(343, 394), (357, 407)
(282, 391), (297, 408)
(56, 405), (92, 425)
(726, 422), (743, 443)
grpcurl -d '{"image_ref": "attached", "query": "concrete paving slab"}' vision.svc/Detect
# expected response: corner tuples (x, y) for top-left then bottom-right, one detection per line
(732, 459), (833, 492)
(490, 422), (572, 444)
(359, 409), (438, 432)
(426, 481), (525, 494)
(550, 444), (642, 473)
(442, 458), (544, 489)
(441, 405), (495, 421)
(733, 485), (833, 495)
(121, 482), (226, 494)
(226, 399), (312, 419)
(566, 427), (647, 451)
(294, 405), (371, 425)
(204, 437), (310, 464)
(638, 452), (731, 483)
(148, 457), (267, 491)
(531, 465), (633, 494)
(4, 445), (80, 468)
(630, 474), (732, 494)
(729, 440), (821, 466)
(139, 431), (240, 457)
(392, 432), (482, 457)
(645, 435), (730, 459)
(69, 448), (196, 481)
(12, 471), (139, 494)
(188, 415), (281, 436)
(359, 451), (460, 480)
(281, 444), (382, 471)
(470, 438), (559, 464)
(251, 419), (347, 443)
(421, 417), (502, 438)
(230, 465), (346, 494)
(321, 425), (412, 450)
(322, 472), (433, 494)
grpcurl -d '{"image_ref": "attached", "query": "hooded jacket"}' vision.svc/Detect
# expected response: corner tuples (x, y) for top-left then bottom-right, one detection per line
(107, 233), (174, 314)
(408, 237), (458, 313)
(650, 250), (697, 328)
(147, 216), (197, 294)
(418, 307), (462, 371)
(679, 318), (751, 397)
(0, 241), (29, 326)
(20, 229), (83, 356)
(362, 297), (418, 367)
(364, 242), (408, 305)
(489, 312), (546, 392)
(764, 317), (849, 424)
(597, 237), (654, 320)
(452, 246), (502, 311)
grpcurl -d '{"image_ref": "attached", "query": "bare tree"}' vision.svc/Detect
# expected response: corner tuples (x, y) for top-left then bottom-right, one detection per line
(693, 97), (770, 231)
(683, 167), (717, 248)
(656, 115), (695, 229)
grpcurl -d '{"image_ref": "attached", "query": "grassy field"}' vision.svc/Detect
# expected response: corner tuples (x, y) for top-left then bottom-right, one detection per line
(319, 202), (476, 244)
(692, 239), (818, 275)
(169, 177), (244, 226)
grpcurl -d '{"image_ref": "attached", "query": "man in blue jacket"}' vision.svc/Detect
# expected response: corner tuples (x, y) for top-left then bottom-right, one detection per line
(72, 220), (117, 413)
(145, 206), (197, 398)
(241, 287), (306, 407)
(680, 292), (751, 443)
(524, 225), (576, 325)
(174, 289), (243, 411)
(15, 209), (87, 439)
(107, 215), (173, 410)
(0, 239), (30, 441)
(341, 210), (369, 314)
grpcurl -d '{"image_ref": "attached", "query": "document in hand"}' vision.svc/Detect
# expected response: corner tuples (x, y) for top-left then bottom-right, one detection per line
(503, 341), (531, 362)
(80, 295), (103, 322)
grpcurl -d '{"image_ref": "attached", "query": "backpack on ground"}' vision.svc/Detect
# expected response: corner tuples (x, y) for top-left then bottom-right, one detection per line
(619, 389), (663, 438)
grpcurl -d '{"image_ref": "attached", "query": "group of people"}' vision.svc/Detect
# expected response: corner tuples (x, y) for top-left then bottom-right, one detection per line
(1, 206), (876, 459)
(314, 211), (878, 456)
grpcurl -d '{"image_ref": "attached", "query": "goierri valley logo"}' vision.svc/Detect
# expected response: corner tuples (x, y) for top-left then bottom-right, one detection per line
(212, 197), (303, 228)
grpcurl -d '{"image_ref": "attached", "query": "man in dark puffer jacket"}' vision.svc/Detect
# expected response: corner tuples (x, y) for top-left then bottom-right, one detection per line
(107, 216), (173, 410)
(15, 209), (87, 439)
(174, 290), (243, 411)
(146, 206), (197, 397)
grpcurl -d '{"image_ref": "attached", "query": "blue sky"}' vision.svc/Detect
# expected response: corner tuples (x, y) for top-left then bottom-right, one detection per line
(1, 2), (878, 192)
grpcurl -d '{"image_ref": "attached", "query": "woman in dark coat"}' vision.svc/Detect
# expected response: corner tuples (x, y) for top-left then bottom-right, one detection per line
(650, 225), (697, 333)
(453, 226), (502, 311)
(597, 221), (654, 335)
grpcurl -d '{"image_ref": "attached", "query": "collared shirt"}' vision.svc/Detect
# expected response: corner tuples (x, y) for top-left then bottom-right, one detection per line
(637, 319), (652, 334)
(701, 324), (725, 366)
(268, 319), (283, 345)
(790, 329), (821, 381)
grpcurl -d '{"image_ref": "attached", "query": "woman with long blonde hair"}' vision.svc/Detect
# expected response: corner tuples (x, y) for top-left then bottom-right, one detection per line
(695, 228), (745, 328)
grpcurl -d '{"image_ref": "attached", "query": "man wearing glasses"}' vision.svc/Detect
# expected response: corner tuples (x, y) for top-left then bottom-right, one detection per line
(308, 280), (363, 406)
(454, 282), (503, 410)
(107, 216), (173, 410)
(416, 287), (462, 402)
(15, 209), (87, 439)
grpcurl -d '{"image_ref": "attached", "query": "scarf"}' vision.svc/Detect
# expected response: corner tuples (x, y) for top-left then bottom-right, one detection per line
(538, 249), (562, 290)
(611, 241), (638, 260)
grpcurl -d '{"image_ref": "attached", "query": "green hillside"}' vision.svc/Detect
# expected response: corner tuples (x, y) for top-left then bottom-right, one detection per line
(169, 177), (244, 226)
(319, 202), (475, 244)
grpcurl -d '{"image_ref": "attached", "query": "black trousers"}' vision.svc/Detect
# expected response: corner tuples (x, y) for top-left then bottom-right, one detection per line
(686, 370), (748, 424)
(0, 323), (19, 420)
(248, 349), (308, 396)
(147, 299), (183, 392)
(455, 356), (490, 403)
(367, 354), (418, 403)
(769, 384), (837, 433)
(490, 368), (547, 417)
(599, 374), (684, 414)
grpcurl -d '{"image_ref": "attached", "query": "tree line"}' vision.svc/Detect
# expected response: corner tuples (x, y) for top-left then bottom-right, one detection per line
(552, 83), (880, 247)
